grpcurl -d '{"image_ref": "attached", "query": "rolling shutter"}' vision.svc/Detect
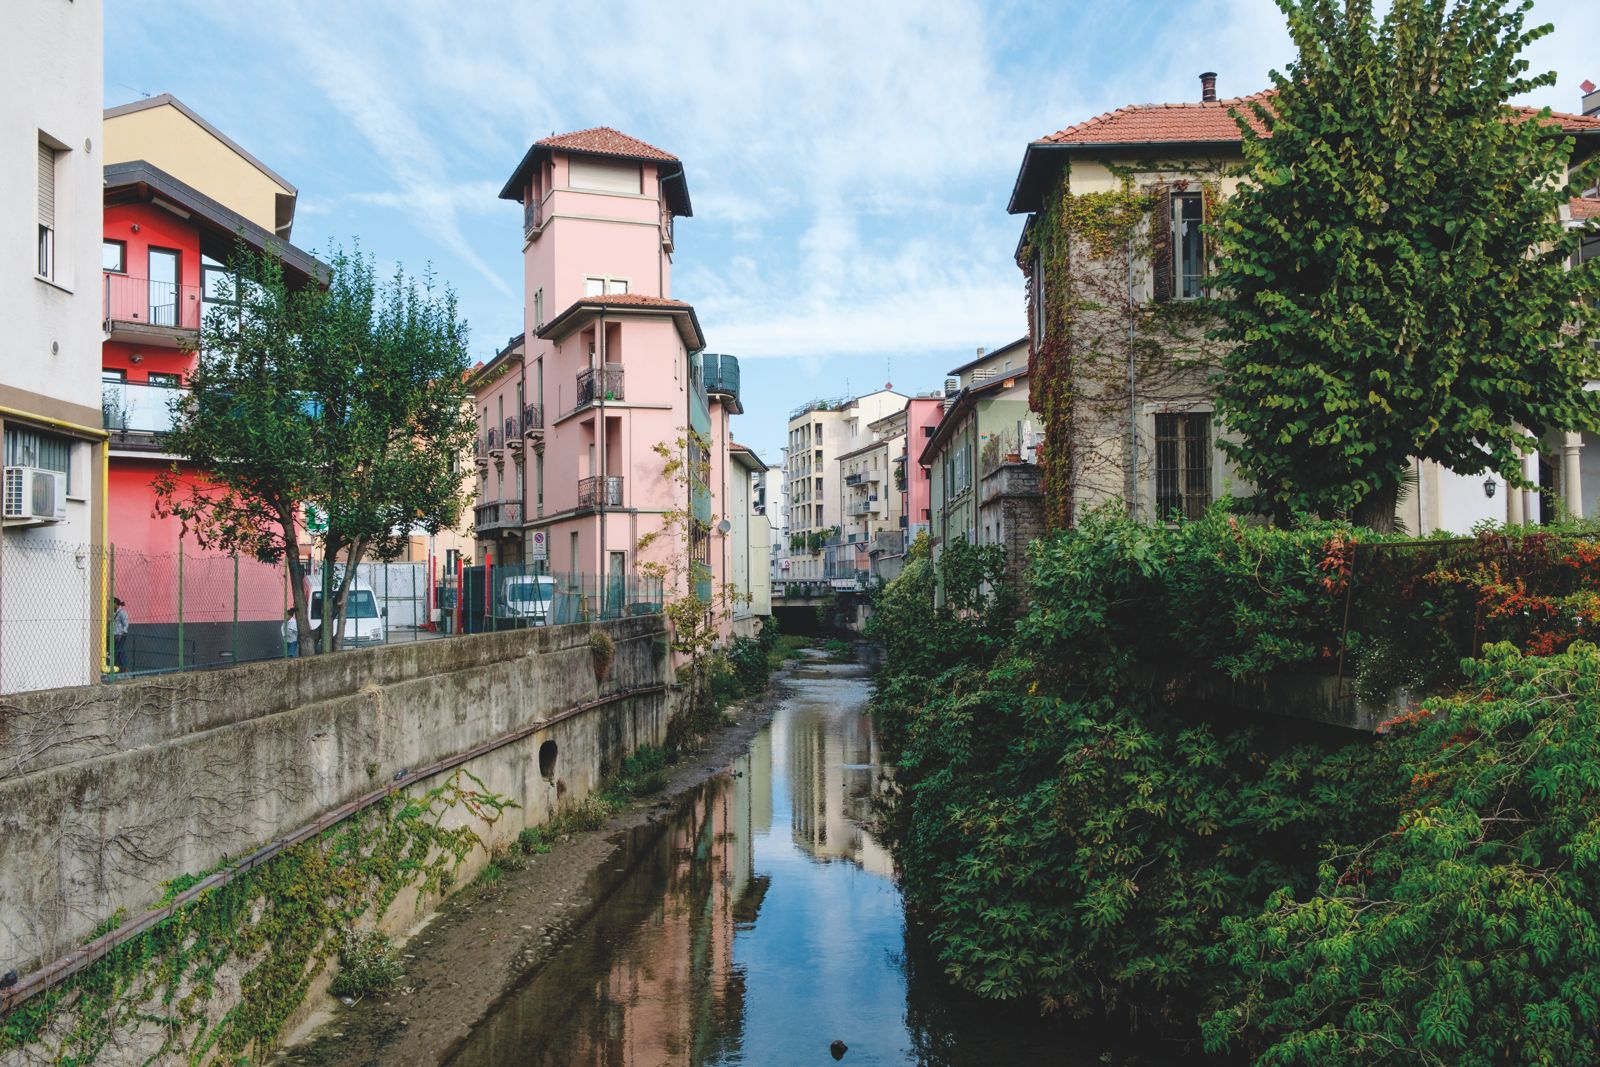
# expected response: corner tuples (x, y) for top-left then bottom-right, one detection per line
(37, 142), (55, 228)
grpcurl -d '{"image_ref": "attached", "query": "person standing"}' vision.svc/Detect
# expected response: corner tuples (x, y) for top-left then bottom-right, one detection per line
(112, 598), (130, 673)
(283, 608), (299, 658)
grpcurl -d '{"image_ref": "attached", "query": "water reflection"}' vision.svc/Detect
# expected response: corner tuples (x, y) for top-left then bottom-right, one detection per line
(445, 664), (1113, 1066)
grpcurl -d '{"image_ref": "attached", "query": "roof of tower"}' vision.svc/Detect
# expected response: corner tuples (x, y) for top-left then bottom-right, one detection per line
(499, 126), (691, 216)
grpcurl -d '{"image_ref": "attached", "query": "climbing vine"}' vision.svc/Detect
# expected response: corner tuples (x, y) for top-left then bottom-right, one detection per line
(0, 770), (512, 1066)
(1021, 164), (1230, 530)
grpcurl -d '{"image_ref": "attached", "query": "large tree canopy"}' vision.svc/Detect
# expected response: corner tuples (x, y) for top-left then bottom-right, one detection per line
(157, 245), (476, 652)
(1210, 0), (1600, 529)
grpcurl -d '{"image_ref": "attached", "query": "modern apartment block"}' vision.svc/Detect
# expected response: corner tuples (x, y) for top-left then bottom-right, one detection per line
(1, 0), (106, 693)
(498, 128), (757, 629)
(782, 389), (904, 588)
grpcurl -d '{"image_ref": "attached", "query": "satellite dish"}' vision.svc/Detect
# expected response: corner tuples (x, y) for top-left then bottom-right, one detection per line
(717, 519), (732, 535)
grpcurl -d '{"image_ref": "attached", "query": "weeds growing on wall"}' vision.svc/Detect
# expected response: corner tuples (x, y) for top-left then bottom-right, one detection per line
(0, 771), (511, 1065)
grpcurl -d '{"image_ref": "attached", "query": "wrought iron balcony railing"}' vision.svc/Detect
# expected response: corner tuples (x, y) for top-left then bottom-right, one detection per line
(575, 364), (625, 407)
(577, 475), (623, 508)
(474, 499), (524, 532)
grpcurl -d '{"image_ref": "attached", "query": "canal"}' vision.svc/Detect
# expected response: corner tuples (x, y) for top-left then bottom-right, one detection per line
(437, 655), (1129, 1066)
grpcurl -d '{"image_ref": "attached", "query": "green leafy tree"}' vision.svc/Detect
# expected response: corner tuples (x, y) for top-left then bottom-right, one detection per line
(1211, 0), (1600, 530)
(1207, 643), (1600, 1064)
(156, 244), (476, 652)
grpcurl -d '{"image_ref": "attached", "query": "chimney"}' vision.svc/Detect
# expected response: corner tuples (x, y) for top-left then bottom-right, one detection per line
(1584, 79), (1599, 117)
(1200, 72), (1218, 103)
(975, 346), (985, 360)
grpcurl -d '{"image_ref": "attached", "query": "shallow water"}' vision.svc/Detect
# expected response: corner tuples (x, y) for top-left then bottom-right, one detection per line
(443, 660), (1157, 1066)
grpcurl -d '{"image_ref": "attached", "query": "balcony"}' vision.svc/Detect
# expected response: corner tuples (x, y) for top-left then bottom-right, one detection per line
(578, 475), (623, 508)
(103, 381), (188, 443)
(699, 353), (740, 405)
(103, 272), (201, 348)
(523, 404), (544, 440)
(523, 196), (545, 241)
(844, 472), (865, 487)
(504, 415), (522, 452)
(576, 364), (625, 408)
(848, 496), (878, 516)
(474, 436), (489, 468)
(486, 427), (502, 456)
(474, 499), (523, 533)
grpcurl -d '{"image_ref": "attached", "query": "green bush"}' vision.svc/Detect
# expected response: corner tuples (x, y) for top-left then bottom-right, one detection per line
(1207, 643), (1600, 1064)
(328, 930), (404, 999)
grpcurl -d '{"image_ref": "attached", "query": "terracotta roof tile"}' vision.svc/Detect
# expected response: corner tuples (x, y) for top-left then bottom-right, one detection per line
(572, 293), (691, 309)
(1033, 91), (1600, 147)
(1034, 92), (1275, 146)
(535, 126), (677, 163)
(1573, 197), (1600, 220)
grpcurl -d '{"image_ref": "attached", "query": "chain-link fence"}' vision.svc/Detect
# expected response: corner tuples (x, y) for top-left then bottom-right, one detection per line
(0, 536), (109, 695)
(1, 538), (668, 694)
(441, 563), (663, 635)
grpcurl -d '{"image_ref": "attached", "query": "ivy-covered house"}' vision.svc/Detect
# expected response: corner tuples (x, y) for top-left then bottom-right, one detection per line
(1010, 73), (1600, 532)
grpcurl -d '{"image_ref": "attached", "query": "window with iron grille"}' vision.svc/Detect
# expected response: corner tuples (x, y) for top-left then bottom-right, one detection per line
(4, 426), (72, 494)
(1154, 412), (1210, 521)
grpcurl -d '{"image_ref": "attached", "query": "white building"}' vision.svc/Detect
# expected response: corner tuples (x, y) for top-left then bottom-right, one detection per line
(782, 389), (905, 587)
(757, 462), (786, 582)
(728, 445), (772, 637)
(1, 1), (106, 693)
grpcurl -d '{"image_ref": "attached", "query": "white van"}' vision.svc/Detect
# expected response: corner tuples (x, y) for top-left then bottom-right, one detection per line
(309, 583), (387, 648)
(500, 575), (556, 626)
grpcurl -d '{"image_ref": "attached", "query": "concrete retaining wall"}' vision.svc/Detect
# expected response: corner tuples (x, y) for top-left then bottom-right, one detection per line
(0, 617), (670, 978)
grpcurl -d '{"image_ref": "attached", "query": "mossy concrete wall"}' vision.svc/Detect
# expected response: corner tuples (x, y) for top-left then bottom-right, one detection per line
(0, 617), (669, 980)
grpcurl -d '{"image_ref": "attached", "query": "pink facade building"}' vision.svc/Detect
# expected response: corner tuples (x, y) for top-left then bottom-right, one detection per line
(902, 396), (945, 540)
(490, 128), (745, 619)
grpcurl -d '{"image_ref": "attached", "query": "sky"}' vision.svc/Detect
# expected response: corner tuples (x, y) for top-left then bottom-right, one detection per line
(105, 0), (1599, 463)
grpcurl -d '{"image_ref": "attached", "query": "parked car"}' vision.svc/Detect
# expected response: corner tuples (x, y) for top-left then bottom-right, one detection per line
(308, 584), (387, 648)
(500, 575), (556, 625)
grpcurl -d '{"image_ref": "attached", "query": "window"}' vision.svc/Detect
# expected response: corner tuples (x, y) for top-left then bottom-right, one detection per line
(568, 158), (642, 194)
(5, 425), (72, 495)
(1155, 412), (1211, 521)
(923, 426), (935, 438)
(103, 240), (126, 273)
(1174, 193), (1204, 299)
(584, 276), (629, 297)
(37, 140), (58, 281)
(534, 288), (544, 330)
(148, 248), (180, 326)
(146, 372), (181, 388)
(535, 452), (544, 516)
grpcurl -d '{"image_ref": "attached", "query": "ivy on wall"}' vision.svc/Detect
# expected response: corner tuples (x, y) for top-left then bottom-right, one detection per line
(0, 770), (512, 1066)
(1020, 164), (1229, 531)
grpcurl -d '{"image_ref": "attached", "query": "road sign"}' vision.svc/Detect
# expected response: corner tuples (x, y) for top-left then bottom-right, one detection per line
(529, 530), (547, 561)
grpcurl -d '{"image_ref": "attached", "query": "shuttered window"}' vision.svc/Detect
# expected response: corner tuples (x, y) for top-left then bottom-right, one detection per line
(37, 140), (57, 279)
(4, 426), (72, 494)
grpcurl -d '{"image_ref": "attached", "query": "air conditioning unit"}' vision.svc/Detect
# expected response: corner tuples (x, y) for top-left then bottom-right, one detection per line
(3, 467), (67, 523)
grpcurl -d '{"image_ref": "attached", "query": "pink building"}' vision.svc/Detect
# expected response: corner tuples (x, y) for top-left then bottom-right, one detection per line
(903, 396), (945, 540)
(495, 128), (744, 620)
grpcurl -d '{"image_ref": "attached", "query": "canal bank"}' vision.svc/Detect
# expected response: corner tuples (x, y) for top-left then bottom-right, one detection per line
(283, 664), (791, 1066)
(289, 650), (1212, 1066)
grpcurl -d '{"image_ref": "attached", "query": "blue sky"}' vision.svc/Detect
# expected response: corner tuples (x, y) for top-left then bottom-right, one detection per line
(106, 0), (1598, 463)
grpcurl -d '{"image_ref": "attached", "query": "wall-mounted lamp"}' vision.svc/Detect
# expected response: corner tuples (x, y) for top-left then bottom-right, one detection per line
(129, 353), (143, 365)
(1484, 476), (1498, 499)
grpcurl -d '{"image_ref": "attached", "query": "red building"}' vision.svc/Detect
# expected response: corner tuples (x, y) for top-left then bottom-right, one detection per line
(101, 161), (321, 668)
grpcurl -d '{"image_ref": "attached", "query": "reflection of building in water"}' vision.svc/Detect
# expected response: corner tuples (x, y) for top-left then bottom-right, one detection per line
(458, 765), (770, 1067)
(788, 704), (894, 875)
